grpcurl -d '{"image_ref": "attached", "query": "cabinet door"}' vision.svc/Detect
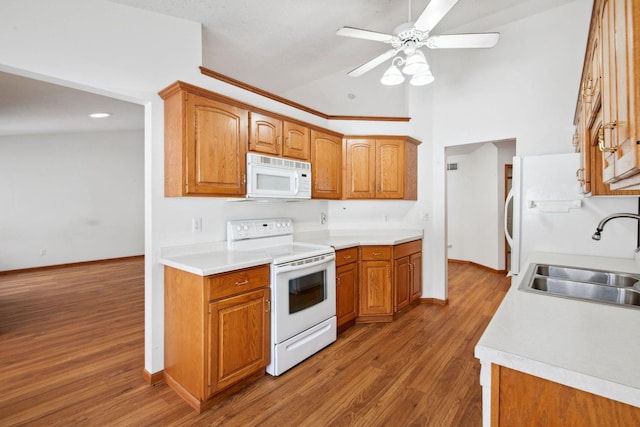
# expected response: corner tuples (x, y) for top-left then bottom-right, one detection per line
(359, 260), (392, 316)
(311, 130), (342, 199)
(394, 256), (411, 312)
(601, 0), (638, 182)
(186, 94), (247, 196)
(336, 262), (358, 327)
(376, 139), (405, 199)
(409, 251), (422, 302)
(283, 121), (310, 160)
(345, 138), (376, 199)
(492, 365), (640, 426)
(575, 101), (592, 194)
(208, 288), (270, 396)
(249, 112), (281, 156)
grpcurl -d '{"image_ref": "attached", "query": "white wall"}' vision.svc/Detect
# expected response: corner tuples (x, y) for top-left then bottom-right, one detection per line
(424, 0), (622, 301)
(0, 130), (144, 270)
(431, 0), (590, 156)
(282, 67), (409, 117)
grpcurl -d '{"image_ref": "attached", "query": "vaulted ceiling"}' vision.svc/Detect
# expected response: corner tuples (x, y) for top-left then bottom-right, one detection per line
(0, 0), (577, 136)
(107, 0), (575, 95)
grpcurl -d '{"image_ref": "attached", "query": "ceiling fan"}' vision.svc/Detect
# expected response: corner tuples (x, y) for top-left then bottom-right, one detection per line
(336, 0), (500, 86)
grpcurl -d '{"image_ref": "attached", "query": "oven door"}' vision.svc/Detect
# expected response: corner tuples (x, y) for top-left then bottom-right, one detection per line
(272, 253), (336, 344)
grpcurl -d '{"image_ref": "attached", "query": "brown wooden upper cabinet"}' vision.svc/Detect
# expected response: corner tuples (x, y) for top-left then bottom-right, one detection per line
(311, 130), (342, 199)
(249, 112), (310, 161)
(575, 0), (640, 192)
(344, 136), (420, 200)
(160, 82), (248, 197)
(600, 0), (639, 185)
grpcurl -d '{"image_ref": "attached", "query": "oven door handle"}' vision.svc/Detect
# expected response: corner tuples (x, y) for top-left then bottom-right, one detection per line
(274, 254), (336, 274)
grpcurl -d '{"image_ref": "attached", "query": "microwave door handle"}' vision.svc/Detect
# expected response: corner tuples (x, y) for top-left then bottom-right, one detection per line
(293, 172), (300, 193)
(275, 254), (336, 274)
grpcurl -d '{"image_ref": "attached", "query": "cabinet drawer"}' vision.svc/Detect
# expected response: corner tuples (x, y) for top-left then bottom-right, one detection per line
(208, 264), (270, 300)
(394, 239), (422, 259)
(360, 246), (392, 261)
(335, 247), (358, 267)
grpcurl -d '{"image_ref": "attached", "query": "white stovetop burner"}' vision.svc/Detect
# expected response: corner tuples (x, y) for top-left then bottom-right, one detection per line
(227, 218), (333, 265)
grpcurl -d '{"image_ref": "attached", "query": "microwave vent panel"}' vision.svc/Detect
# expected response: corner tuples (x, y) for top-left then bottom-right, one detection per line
(251, 153), (310, 170)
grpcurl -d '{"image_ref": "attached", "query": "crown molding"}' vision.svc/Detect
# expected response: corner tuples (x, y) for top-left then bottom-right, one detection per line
(199, 66), (410, 123)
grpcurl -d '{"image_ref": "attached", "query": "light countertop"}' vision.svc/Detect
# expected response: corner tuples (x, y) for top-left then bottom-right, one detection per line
(159, 229), (423, 276)
(296, 229), (423, 250)
(475, 252), (640, 407)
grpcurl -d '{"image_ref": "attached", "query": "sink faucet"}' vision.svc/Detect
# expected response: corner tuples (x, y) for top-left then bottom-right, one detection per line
(592, 213), (640, 251)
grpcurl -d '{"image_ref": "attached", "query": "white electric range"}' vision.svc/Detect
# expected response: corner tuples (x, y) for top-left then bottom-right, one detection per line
(227, 218), (336, 376)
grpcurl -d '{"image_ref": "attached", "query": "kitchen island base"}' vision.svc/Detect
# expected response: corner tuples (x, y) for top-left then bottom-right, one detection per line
(488, 364), (640, 426)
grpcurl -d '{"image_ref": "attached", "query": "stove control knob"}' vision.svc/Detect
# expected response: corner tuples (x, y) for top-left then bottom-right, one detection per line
(243, 225), (249, 231)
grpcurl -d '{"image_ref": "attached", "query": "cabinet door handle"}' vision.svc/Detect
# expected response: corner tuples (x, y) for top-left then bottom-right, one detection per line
(597, 123), (618, 153)
(343, 255), (352, 260)
(234, 279), (249, 286)
(265, 299), (271, 313)
(372, 252), (381, 256)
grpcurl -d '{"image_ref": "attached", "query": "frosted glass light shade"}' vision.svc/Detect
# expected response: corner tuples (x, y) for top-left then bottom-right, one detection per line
(380, 64), (405, 85)
(402, 50), (429, 75)
(410, 69), (435, 86)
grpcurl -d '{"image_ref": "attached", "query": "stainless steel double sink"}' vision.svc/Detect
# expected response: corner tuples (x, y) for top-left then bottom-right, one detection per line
(519, 263), (640, 309)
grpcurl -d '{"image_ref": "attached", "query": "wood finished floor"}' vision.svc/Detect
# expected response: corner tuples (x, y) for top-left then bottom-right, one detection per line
(0, 258), (509, 426)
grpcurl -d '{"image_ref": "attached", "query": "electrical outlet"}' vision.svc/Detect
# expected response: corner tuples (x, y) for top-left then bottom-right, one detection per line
(192, 217), (202, 232)
(384, 215), (389, 222)
(320, 212), (327, 224)
(40, 248), (47, 256)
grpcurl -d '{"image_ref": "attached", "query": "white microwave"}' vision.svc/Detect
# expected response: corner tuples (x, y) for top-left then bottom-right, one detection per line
(246, 153), (312, 199)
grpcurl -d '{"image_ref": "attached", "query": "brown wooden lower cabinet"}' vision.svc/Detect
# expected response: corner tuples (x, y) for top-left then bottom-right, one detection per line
(393, 239), (422, 312)
(358, 245), (393, 322)
(357, 239), (422, 323)
(335, 247), (358, 332)
(164, 264), (270, 412)
(491, 364), (640, 426)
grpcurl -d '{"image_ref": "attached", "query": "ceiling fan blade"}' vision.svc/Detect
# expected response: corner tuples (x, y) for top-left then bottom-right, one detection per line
(425, 33), (500, 49)
(414, 0), (459, 33)
(336, 26), (395, 43)
(347, 49), (398, 77)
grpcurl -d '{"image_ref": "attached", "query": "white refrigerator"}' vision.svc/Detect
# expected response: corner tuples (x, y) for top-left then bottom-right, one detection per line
(506, 153), (639, 276)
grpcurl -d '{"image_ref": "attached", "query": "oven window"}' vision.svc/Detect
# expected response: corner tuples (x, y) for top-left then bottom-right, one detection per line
(289, 270), (326, 314)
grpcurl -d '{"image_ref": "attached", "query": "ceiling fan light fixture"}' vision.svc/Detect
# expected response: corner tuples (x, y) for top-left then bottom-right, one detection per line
(410, 70), (435, 86)
(402, 50), (429, 75)
(380, 59), (405, 85)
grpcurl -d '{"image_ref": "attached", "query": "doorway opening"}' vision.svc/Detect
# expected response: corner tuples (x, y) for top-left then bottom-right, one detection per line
(0, 70), (145, 271)
(445, 139), (515, 273)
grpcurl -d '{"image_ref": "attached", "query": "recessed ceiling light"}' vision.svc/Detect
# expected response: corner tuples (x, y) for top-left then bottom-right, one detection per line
(89, 112), (111, 118)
